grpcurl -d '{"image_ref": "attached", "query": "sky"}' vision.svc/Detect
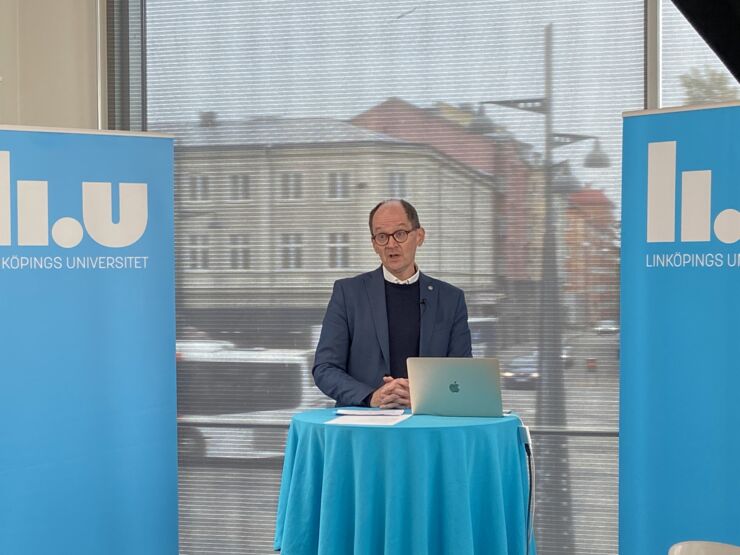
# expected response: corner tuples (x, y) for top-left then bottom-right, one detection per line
(144, 0), (739, 210)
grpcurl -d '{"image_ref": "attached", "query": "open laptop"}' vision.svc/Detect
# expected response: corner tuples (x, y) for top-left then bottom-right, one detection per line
(407, 357), (503, 417)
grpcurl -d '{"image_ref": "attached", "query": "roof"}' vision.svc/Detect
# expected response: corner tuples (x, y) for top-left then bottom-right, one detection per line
(152, 116), (407, 148)
(351, 97), (525, 177)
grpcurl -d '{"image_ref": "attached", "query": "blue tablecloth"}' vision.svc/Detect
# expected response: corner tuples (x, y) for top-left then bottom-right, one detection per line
(274, 408), (533, 555)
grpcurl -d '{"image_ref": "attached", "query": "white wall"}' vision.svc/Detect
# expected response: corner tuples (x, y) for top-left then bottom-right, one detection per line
(0, 0), (101, 129)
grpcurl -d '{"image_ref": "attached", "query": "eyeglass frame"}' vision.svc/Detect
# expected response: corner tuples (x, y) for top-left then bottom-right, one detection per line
(371, 227), (419, 246)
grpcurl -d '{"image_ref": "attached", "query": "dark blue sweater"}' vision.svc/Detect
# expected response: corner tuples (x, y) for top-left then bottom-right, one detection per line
(384, 280), (421, 378)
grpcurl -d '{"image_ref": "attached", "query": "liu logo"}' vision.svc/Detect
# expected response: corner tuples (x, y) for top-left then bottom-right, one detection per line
(449, 381), (460, 393)
(0, 150), (148, 249)
(647, 141), (740, 244)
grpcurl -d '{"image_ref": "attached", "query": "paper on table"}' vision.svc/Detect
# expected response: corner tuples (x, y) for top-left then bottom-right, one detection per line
(335, 409), (405, 416)
(326, 414), (412, 426)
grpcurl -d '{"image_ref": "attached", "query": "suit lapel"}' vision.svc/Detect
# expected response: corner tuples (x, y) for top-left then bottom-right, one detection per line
(419, 272), (439, 356)
(365, 267), (390, 374)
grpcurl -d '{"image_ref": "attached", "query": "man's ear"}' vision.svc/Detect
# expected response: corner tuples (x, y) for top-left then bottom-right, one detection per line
(416, 227), (426, 246)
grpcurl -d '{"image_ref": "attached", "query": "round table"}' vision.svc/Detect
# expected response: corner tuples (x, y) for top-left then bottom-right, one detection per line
(274, 408), (533, 555)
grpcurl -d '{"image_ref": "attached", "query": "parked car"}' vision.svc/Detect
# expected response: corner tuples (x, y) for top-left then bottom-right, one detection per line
(501, 352), (539, 389)
(594, 319), (620, 335)
(501, 346), (574, 389)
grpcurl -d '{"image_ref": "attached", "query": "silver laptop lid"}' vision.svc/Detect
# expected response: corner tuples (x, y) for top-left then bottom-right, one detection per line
(407, 357), (503, 417)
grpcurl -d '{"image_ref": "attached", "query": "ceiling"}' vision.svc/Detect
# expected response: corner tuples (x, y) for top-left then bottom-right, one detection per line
(671, 0), (740, 83)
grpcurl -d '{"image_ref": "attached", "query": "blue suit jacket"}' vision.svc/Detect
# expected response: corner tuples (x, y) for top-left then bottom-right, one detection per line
(312, 266), (472, 406)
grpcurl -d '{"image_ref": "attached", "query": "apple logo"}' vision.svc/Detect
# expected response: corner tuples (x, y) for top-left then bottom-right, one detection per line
(449, 381), (460, 393)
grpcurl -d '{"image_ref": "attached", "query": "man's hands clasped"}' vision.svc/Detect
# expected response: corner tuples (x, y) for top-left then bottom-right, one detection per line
(370, 376), (411, 409)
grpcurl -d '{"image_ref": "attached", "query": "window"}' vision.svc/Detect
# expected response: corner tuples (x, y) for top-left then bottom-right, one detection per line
(280, 172), (302, 199)
(110, 1), (646, 552)
(280, 233), (303, 269)
(388, 172), (407, 197)
(328, 233), (350, 268)
(185, 235), (209, 270)
(189, 175), (209, 201)
(328, 172), (350, 199)
(229, 235), (250, 269)
(229, 173), (250, 201)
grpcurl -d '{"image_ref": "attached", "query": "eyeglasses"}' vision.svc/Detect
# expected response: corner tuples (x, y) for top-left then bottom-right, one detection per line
(371, 228), (417, 246)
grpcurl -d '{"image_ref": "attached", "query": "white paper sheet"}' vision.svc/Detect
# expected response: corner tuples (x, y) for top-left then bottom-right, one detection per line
(335, 409), (405, 416)
(326, 414), (412, 426)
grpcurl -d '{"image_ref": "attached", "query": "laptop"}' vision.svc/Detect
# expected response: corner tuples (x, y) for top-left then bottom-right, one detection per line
(407, 357), (503, 417)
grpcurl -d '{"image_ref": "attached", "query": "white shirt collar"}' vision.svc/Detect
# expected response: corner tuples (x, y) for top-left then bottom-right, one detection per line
(382, 265), (420, 285)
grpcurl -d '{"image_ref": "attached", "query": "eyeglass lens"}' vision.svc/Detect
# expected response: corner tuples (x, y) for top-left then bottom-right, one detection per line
(375, 230), (409, 245)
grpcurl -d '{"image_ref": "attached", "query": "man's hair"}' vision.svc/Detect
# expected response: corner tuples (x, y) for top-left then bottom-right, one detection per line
(368, 199), (421, 233)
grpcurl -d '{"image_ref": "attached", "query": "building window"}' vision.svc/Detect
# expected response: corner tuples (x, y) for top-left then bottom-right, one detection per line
(328, 172), (350, 199)
(280, 172), (303, 199)
(388, 172), (407, 197)
(229, 235), (251, 269)
(328, 232), (350, 268)
(230, 174), (250, 201)
(280, 233), (303, 269)
(189, 174), (210, 201)
(185, 235), (210, 269)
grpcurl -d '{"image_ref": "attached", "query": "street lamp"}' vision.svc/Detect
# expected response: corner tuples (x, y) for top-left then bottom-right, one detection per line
(482, 24), (610, 552)
(482, 24), (610, 429)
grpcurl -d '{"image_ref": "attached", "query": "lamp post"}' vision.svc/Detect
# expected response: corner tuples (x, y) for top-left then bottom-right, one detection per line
(483, 24), (609, 428)
(482, 23), (610, 552)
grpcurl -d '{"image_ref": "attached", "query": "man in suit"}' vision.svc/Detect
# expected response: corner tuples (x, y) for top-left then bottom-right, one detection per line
(312, 199), (472, 408)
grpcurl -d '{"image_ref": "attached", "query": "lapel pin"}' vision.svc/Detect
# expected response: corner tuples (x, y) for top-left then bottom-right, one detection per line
(428, 285), (433, 291)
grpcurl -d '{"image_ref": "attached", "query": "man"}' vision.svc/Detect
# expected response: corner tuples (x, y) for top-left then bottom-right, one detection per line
(312, 199), (472, 408)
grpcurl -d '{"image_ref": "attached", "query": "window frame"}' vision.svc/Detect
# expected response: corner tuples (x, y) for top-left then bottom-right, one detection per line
(328, 232), (350, 268)
(280, 232), (304, 269)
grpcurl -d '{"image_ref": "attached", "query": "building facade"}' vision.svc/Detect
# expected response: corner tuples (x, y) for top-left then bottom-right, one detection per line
(167, 115), (498, 348)
(563, 187), (620, 327)
(352, 97), (543, 346)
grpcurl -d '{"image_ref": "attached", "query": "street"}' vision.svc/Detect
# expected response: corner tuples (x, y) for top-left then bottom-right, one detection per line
(497, 328), (620, 554)
(499, 328), (620, 430)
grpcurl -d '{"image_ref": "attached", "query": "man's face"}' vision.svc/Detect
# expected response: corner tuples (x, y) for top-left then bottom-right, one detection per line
(371, 202), (425, 280)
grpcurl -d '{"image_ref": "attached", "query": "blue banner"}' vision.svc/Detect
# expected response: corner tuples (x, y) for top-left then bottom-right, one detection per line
(0, 128), (176, 554)
(621, 105), (740, 554)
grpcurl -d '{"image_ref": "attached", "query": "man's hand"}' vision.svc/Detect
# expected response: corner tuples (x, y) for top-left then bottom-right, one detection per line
(370, 376), (411, 409)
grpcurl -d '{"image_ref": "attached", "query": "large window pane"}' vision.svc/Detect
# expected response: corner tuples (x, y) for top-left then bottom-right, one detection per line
(110, 1), (644, 553)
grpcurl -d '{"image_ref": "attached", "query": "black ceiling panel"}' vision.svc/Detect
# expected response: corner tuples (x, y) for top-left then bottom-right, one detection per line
(671, 0), (740, 83)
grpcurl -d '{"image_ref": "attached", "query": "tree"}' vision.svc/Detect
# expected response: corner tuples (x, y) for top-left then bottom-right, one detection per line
(680, 65), (740, 105)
